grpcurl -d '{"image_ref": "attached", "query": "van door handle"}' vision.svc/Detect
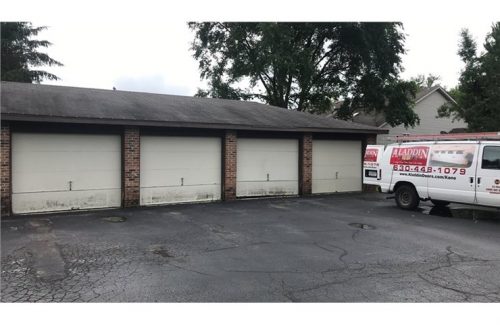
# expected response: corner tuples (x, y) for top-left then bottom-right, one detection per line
(469, 177), (474, 184)
(477, 177), (481, 185)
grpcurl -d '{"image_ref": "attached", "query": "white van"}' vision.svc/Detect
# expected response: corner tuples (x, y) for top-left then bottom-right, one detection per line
(363, 133), (500, 210)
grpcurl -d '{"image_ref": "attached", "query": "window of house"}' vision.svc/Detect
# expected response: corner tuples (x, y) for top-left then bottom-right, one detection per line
(482, 146), (500, 170)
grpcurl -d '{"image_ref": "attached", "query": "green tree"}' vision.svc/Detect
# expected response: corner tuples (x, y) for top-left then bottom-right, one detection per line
(411, 73), (441, 90)
(438, 24), (500, 131)
(1, 22), (62, 82)
(189, 22), (419, 127)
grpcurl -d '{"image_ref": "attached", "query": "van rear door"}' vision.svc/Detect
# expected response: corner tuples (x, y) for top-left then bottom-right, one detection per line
(475, 144), (500, 207)
(363, 145), (384, 186)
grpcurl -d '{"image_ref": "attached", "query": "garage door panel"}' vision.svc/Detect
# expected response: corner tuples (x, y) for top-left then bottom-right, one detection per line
(12, 133), (121, 214)
(142, 136), (219, 151)
(12, 189), (121, 214)
(141, 152), (220, 170)
(141, 168), (221, 187)
(236, 138), (299, 197)
(13, 151), (119, 174)
(13, 170), (120, 193)
(335, 178), (362, 192)
(236, 140), (297, 152)
(312, 140), (362, 194)
(140, 184), (221, 205)
(237, 152), (298, 181)
(140, 136), (221, 205)
(236, 180), (298, 197)
(311, 180), (335, 194)
(12, 133), (119, 152)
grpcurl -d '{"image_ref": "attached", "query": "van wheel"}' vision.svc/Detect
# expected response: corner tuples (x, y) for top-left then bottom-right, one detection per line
(431, 200), (450, 207)
(395, 185), (419, 210)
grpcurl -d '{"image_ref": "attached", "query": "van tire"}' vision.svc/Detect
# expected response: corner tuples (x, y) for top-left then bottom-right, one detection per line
(395, 184), (419, 210)
(431, 200), (450, 207)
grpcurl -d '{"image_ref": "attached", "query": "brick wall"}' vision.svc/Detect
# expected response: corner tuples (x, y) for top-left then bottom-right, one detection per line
(223, 130), (237, 200)
(366, 134), (377, 145)
(300, 133), (313, 195)
(1, 125), (11, 216)
(123, 128), (140, 207)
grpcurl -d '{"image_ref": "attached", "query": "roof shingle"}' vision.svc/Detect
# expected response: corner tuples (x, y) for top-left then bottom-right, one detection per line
(1, 82), (386, 134)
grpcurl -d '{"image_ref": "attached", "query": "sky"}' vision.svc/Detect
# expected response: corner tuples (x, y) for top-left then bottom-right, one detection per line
(31, 20), (494, 97)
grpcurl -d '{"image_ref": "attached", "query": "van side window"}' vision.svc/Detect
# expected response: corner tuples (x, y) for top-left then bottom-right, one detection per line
(482, 146), (500, 170)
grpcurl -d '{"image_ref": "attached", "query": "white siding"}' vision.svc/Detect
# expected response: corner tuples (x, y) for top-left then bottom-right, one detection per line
(378, 92), (468, 145)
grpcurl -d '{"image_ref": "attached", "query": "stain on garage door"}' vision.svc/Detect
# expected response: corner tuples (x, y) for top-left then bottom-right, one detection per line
(11, 133), (121, 214)
(140, 136), (221, 205)
(236, 138), (299, 197)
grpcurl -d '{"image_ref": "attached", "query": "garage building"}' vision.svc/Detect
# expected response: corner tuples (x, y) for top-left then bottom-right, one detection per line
(0, 82), (385, 215)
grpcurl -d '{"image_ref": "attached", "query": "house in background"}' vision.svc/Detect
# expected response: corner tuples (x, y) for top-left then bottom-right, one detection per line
(351, 85), (468, 145)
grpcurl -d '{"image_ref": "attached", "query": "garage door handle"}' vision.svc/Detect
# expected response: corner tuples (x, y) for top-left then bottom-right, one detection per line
(181, 177), (184, 186)
(267, 173), (269, 181)
(335, 172), (338, 179)
(69, 181), (73, 191)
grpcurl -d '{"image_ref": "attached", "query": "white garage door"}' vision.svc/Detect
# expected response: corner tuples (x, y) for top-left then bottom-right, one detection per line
(140, 136), (221, 205)
(237, 138), (298, 197)
(312, 140), (362, 194)
(12, 133), (121, 214)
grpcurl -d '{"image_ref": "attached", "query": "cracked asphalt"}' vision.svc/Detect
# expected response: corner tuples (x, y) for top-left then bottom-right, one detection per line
(1, 193), (500, 302)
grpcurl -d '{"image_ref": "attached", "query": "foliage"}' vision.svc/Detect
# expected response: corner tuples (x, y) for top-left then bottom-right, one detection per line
(1, 22), (62, 83)
(438, 24), (500, 131)
(411, 73), (441, 90)
(189, 22), (419, 127)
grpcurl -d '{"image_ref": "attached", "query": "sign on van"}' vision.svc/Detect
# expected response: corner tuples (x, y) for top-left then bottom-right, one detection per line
(364, 148), (379, 162)
(363, 147), (382, 168)
(390, 146), (429, 166)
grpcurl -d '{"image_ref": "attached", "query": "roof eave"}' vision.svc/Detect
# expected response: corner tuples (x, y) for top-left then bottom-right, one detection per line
(1, 113), (389, 134)
(415, 86), (457, 105)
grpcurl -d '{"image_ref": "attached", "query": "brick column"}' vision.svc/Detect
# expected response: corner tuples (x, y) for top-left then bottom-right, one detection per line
(123, 128), (140, 207)
(1, 124), (11, 216)
(366, 134), (377, 145)
(299, 133), (312, 196)
(223, 130), (237, 201)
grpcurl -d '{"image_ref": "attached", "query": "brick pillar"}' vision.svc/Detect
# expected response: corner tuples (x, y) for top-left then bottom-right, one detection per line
(223, 130), (237, 201)
(366, 134), (377, 145)
(300, 133), (312, 196)
(123, 128), (140, 207)
(1, 124), (11, 216)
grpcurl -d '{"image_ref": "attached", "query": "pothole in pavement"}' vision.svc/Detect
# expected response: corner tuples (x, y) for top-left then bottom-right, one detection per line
(102, 216), (127, 223)
(348, 223), (376, 230)
(149, 245), (175, 258)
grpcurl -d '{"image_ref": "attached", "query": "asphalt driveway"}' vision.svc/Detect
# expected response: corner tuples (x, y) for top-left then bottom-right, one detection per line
(1, 193), (500, 302)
